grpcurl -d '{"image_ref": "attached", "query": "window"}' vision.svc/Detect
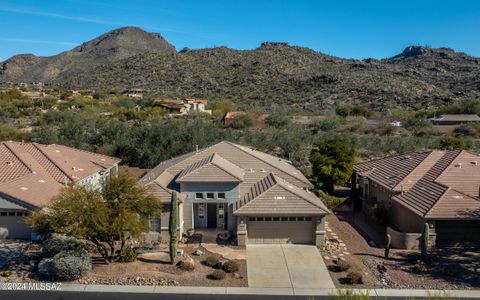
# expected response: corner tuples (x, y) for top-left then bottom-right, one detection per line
(217, 192), (225, 199)
(257, 217), (264, 221)
(148, 216), (160, 232)
(248, 217), (255, 221)
(281, 217), (288, 221)
(305, 217), (312, 221)
(289, 217), (296, 221)
(206, 193), (214, 199)
(265, 217), (272, 221)
(273, 217), (280, 221)
(297, 217), (304, 221)
(16, 212), (24, 216)
(0, 212), (6, 216)
(218, 203), (224, 209)
(8, 212), (15, 216)
(195, 193), (204, 199)
(198, 203), (205, 219)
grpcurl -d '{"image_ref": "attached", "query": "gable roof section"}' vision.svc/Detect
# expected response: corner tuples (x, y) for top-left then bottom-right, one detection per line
(234, 173), (329, 216)
(354, 151), (432, 190)
(177, 153), (244, 182)
(0, 141), (121, 208)
(392, 150), (465, 219)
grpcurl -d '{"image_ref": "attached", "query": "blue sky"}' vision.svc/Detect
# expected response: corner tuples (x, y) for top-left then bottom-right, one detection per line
(0, 0), (479, 61)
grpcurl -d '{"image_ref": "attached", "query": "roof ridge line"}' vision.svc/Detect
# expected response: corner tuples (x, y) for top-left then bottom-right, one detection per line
(2, 142), (33, 173)
(32, 143), (74, 183)
(423, 186), (451, 217)
(225, 141), (311, 185)
(210, 153), (244, 181)
(52, 143), (121, 162)
(237, 173), (276, 209)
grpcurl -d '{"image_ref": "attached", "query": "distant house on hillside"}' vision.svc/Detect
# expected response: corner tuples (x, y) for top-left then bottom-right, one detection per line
(0, 142), (120, 240)
(429, 114), (480, 125)
(353, 150), (480, 249)
(123, 88), (146, 98)
(223, 111), (269, 127)
(156, 99), (211, 115)
(20, 91), (46, 100)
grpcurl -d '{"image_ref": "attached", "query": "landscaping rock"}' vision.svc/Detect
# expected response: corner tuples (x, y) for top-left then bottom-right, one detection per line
(192, 249), (204, 256)
(176, 249), (184, 256)
(38, 258), (54, 276)
(0, 227), (8, 239)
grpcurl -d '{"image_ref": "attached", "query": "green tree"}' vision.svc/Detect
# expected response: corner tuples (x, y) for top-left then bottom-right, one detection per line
(309, 137), (355, 193)
(437, 137), (465, 150)
(169, 191), (178, 264)
(28, 174), (162, 262)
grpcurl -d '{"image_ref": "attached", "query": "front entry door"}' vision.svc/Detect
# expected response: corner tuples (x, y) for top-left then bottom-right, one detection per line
(207, 203), (217, 228)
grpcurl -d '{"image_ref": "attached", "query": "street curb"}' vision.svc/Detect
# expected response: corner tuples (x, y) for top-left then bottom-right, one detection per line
(45, 284), (480, 297)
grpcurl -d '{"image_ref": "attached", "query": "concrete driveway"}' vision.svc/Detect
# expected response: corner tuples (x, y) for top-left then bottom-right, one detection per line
(246, 244), (334, 289)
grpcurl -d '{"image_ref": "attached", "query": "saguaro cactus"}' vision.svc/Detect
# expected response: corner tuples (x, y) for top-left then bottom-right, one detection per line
(169, 191), (178, 264)
(420, 223), (429, 258)
(384, 233), (391, 258)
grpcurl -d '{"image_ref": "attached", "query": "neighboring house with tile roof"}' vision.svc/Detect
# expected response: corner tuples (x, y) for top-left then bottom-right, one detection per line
(353, 150), (480, 248)
(0, 141), (121, 239)
(429, 114), (480, 125)
(140, 141), (329, 246)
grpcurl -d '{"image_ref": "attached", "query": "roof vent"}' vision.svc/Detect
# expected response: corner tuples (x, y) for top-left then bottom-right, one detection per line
(471, 161), (478, 166)
(38, 179), (46, 183)
(274, 196), (285, 200)
(260, 168), (266, 173)
(5, 161), (13, 166)
(20, 187), (28, 191)
(455, 163), (462, 168)
(248, 168), (254, 173)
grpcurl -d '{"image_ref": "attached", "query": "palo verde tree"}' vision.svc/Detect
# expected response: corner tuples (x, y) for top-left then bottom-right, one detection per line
(309, 137), (355, 193)
(28, 173), (162, 263)
(169, 191), (178, 264)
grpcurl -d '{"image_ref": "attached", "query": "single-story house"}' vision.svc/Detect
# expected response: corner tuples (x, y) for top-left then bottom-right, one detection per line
(353, 150), (480, 248)
(140, 141), (329, 246)
(0, 141), (121, 239)
(429, 114), (480, 125)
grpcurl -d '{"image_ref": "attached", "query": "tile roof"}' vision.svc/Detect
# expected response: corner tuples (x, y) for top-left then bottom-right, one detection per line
(430, 114), (480, 122)
(357, 150), (480, 220)
(234, 173), (329, 216)
(0, 141), (121, 208)
(177, 153), (244, 182)
(141, 141), (323, 215)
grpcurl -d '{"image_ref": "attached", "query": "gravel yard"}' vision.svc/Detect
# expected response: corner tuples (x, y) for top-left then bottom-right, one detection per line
(322, 212), (480, 290)
(0, 240), (247, 287)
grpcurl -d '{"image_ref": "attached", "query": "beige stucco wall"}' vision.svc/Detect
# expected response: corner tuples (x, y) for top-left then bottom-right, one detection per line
(390, 200), (425, 233)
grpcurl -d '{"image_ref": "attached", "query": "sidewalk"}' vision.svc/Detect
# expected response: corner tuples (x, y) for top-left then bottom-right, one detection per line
(2, 284), (478, 298)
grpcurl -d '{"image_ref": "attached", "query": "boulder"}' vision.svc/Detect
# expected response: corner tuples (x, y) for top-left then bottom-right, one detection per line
(192, 249), (204, 256)
(0, 227), (8, 239)
(38, 258), (54, 276)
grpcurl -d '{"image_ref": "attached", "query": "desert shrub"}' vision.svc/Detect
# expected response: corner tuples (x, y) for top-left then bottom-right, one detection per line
(412, 263), (428, 273)
(120, 247), (137, 263)
(223, 260), (240, 273)
(204, 255), (220, 267)
(345, 271), (363, 284)
(437, 137), (466, 150)
(178, 260), (195, 271)
(335, 259), (351, 272)
(208, 269), (226, 280)
(43, 236), (83, 258)
(454, 124), (477, 137)
(52, 250), (91, 280)
(318, 191), (347, 209)
(0, 270), (12, 277)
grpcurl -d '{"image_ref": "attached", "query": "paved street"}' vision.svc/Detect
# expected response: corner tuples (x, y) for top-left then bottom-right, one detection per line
(246, 245), (334, 289)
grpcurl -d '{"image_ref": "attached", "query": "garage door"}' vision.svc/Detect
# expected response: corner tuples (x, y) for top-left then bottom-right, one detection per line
(0, 211), (32, 239)
(436, 220), (480, 248)
(247, 216), (315, 244)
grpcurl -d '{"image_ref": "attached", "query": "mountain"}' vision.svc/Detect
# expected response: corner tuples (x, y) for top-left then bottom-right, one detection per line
(0, 27), (176, 82)
(1, 27), (479, 112)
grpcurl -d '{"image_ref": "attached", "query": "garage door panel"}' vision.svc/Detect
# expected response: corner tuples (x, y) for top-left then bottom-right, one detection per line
(436, 221), (480, 248)
(248, 218), (314, 244)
